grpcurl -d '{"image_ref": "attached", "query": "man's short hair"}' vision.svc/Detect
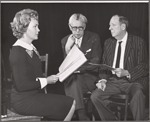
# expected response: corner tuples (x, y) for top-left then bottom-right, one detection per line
(69, 13), (87, 25)
(114, 15), (129, 28)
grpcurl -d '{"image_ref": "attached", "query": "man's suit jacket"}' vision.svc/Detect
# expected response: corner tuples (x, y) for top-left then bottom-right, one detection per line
(61, 31), (102, 91)
(99, 33), (148, 92)
(61, 31), (102, 73)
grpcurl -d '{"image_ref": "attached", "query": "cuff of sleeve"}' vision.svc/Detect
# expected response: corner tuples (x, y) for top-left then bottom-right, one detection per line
(98, 79), (107, 83)
(126, 73), (131, 79)
(126, 71), (131, 79)
(36, 78), (47, 89)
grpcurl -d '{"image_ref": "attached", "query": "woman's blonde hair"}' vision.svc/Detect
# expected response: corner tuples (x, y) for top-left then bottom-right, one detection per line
(10, 9), (38, 39)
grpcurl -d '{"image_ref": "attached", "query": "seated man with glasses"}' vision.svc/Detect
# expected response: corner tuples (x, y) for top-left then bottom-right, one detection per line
(61, 13), (102, 121)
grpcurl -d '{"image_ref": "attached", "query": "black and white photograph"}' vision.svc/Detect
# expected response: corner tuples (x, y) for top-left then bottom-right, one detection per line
(1, 1), (149, 121)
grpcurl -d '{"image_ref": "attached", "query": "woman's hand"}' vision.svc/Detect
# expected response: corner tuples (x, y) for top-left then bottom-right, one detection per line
(46, 75), (59, 84)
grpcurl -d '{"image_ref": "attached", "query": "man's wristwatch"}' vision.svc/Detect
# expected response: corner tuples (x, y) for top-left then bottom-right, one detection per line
(97, 79), (107, 83)
(126, 73), (131, 79)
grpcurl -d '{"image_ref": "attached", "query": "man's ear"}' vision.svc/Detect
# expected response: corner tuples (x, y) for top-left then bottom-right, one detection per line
(68, 24), (72, 31)
(121, 23), (126, 30)
(84, 25), (86, 30)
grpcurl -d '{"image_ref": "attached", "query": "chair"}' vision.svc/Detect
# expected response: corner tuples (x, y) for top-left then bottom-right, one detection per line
(39, 53), (49, 94)
(109, 93), (129, 121)
(83, 91), (96, 121)
(39, 54), (48, 78)
(1, 109), (42, 121)
(1, 55), (8, 118)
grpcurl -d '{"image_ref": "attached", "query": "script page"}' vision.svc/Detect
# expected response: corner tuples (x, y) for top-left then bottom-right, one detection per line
(57, 45), (87, 82)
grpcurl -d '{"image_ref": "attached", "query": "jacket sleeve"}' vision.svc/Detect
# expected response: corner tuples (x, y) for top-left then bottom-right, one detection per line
(98, 40), (111, 80)
(61, 36), (68, 58)
(128, 38), (149, 82)
(77, 34), (102, 73)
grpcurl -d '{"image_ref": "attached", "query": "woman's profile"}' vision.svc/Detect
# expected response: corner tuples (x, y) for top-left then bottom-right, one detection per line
(9, 8), (75, 121)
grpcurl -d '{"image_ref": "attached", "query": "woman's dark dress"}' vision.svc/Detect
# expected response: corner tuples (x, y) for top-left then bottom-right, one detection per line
(9, 46), (74, 120)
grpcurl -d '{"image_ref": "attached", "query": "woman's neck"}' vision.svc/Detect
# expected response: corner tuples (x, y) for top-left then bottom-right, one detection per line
(19, 37), (32, 45)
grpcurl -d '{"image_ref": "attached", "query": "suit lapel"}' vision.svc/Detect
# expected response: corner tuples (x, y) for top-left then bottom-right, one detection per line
(80, 31), (89, 54)
(124, 34), (132, 69)
(106, 38), (116, 67)
(110, 39), (117, 66)
(63, 35), (70, 48)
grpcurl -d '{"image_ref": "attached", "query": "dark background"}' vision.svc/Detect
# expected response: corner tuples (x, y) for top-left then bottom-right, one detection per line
(1, 3), (149, 94)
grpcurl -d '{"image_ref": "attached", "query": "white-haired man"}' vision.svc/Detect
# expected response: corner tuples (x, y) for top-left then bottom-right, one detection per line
(61, 13), (102, 120)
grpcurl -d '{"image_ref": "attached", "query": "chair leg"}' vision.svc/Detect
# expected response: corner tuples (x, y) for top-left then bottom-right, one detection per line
(92, 114), (95, 121)
(1, 103), (7, 117)
(44, 87), (47, 94)
(124, 98), (129, 121)
(117, 106), (121, 120)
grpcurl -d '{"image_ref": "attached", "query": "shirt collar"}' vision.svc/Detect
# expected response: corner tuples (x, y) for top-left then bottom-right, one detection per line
(75, 36), (82, 41)
(13, 39), (36, 51)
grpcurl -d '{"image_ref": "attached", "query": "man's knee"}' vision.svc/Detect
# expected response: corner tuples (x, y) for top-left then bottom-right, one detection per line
(134, 89), (145, 97)
(130, 85), (145, 99)
(90, 90), (102, 103)
(129, 83), (144, 95)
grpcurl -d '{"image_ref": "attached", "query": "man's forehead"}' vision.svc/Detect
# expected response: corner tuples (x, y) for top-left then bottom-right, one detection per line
(70, 20), (84, 26)
(110, 16), (119, 23)
(112, 16), (119, 21)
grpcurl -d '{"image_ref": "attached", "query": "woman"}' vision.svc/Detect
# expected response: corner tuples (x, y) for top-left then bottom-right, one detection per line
(9, 8), (75, 121)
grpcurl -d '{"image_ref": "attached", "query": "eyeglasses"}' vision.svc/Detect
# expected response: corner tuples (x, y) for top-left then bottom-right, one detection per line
(69, 24), (85, 31)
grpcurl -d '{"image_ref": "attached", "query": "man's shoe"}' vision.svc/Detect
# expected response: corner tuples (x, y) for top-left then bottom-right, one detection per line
(78, 115), (90, 121)
(115, 116), (119, 121)
(77, 108), (90, 121)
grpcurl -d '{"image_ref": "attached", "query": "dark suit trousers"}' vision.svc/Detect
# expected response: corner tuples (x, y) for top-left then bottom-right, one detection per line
(91, 77), (145, 120)
(64, 73), (97, 110)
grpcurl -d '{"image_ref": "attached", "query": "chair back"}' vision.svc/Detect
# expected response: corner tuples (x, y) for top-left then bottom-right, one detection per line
(109, 93), (129, 120)
(40, 54), (49, 77)
(39, 53), (49, 94)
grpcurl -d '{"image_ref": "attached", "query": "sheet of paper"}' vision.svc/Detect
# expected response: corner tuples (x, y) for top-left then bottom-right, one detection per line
(57, 45), (87, 82)
(88, 62), (115, 71)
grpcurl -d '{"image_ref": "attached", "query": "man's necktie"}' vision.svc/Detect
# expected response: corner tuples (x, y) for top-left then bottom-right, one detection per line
(75, 39), (80, 48)
(115, 41), (122, 68)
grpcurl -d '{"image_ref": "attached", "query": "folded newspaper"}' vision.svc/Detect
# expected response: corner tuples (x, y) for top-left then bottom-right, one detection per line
(57, 45), (87, 82)
(89, 62), (115, 70)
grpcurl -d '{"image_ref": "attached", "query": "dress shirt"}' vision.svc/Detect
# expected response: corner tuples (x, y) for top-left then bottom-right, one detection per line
(75, 37), (83, 48)
(13, 39), (47, 89)
(112, 32), (128, 69)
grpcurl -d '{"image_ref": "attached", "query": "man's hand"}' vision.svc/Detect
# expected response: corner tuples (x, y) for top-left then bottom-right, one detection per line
(96, 79), (107, 91)
(65, 34), (76, 54)
(113, 68), (130, 78)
